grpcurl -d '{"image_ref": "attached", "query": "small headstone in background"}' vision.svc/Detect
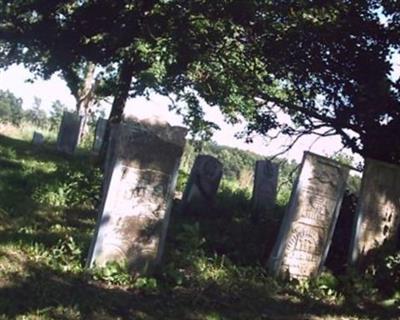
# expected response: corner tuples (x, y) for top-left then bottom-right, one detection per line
(349, 159), (400, 265)
(180, 154), (223, 214)
(92, 118), (107, 153)
(32, 131), (44, 145)
(268, 152), (349, 279)
(87, 120), (187, 275)
(56, 111), (83, 154)
(251, 160), (279, 222)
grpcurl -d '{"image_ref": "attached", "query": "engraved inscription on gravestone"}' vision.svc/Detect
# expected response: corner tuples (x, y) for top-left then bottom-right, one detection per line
(180, 155), (223, 214)
(268, 152), (349, 279)
(349, 159), (400, 264)
(251, 160), (279, 221)
(87, 121), (187, 274)
(56, 111), (83, 154)
(92, 118), (107, 153)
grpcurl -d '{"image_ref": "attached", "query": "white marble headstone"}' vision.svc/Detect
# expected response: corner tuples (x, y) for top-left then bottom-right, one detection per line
(349, 159), (400, 264)
(268, 152), (349, 279)
(87, 121), (187, 275)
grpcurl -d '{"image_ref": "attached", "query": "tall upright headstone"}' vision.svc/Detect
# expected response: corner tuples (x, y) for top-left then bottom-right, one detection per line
(180, 155), (223, 214)
(349, 159), (400, 265)
(32, 131), (44, 145)
(92, 118), (108, 153)
(251, 160), (279, 221)
(56, 111), (83, 154)
(268, 152), (349, 279)
(87, 121), (187, 275)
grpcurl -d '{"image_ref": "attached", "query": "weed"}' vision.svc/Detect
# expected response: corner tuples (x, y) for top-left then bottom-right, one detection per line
(91, 261), (134, 286)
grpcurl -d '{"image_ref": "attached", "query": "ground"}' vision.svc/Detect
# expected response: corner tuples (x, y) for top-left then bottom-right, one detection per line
(0, 131), (399, 320)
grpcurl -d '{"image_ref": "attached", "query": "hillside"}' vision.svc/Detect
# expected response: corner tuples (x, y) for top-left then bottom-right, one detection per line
(0, 127), (398, 319)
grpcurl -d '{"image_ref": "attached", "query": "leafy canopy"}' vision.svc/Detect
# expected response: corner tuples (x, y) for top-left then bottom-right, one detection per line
(1, 1), (400, 162)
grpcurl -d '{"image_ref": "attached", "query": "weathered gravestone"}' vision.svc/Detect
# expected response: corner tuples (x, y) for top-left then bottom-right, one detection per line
(180, 155), (223, 214)
(92, 118), (107, 153)
(87, 121), (187, 275)
(32, 131), (44, 145)
(349, 159), (400, 265)
(56, 111), (83, 154)
(251, 160), (279, 221)
(268, 152), (349, 279)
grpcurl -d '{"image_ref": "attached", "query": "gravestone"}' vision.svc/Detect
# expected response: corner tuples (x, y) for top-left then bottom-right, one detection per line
(251, 160), (279, 221)
(32, 131), (44, 145)
(92, 118), (107, 153)
(268, 152), (349, 279)
(87, 121), (187, 275)
(349, 159), (400, 265)
(56, 111), (83, 154)
(180, 155), (223, 214)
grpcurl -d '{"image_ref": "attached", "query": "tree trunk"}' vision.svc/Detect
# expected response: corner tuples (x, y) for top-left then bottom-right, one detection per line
(99, 58), (135, 163)
(77, 62), (97, 143)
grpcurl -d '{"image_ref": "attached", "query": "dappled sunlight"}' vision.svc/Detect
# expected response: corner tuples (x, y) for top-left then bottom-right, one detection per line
(0, 129), (399, 319)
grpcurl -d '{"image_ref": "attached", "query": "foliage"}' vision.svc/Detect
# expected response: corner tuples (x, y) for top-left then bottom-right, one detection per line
(0, 89), (23, 125)
(32, 164), (102, 209)
(91, 261), (135, 286)
(23, 96), (48, 129)
(48, 100), (68, 131)
(3, 1), (399, 163)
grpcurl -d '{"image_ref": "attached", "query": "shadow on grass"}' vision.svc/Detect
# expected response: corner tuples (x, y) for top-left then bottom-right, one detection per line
(0, 134), (94, 165)
(175, 184), (284, 267)
(0, 259), (398, 320)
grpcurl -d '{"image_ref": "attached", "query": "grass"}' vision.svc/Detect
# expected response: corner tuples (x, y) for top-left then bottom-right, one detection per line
(0, 130), (399, 319)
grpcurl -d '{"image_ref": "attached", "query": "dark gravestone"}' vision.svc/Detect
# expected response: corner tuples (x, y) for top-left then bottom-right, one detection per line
(268, 152), (349, 279)
(325, 191), (358, 274)
(180, 155), (223, 214)
(56, 111), (83, 154)
(92, 118), (107, 154)
(349, 159), (400, 265)
(87, 121), (187, 275)
(251, 160), (279, 221)
(32, 131), (44, 145)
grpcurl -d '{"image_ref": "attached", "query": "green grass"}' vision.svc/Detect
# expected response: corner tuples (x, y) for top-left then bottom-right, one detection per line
(0, 132), (399, 319)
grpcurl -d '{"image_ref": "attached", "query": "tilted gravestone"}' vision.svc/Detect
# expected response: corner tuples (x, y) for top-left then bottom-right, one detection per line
(56, 111), (83, 154)
(180, 155), (223, 214)
(32, 131), (44, 145)
(92, 118), (107, 153)
(251, 160), (279, 221)
(87, 121), (187, 275)
(268, 152), (349, 279)
(349, 159), (400, 265)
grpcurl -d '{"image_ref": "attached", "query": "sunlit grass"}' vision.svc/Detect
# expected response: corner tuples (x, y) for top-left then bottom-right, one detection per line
(0, 129), (398, 319)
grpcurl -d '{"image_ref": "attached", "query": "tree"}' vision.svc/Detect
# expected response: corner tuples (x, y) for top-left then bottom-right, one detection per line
(0, 1), (228, 138)
(179, 1), (400, 164)
(24, 96), (48, 128)
(0, 89), (23, 125)
(1, 1), (399, 164)
(48, 100), (67, 131)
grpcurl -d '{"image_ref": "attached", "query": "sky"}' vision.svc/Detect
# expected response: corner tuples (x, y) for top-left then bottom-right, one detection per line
(1, 53), (399, 165)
